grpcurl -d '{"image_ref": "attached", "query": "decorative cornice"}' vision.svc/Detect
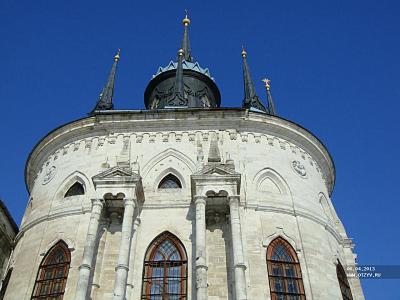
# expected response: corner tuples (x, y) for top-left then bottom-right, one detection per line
(25, 109), (335, 195)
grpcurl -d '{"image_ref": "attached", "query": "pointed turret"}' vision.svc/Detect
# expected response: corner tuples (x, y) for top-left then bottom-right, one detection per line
(166, 49), (187, 106)
(181, 10), (192, 62)
(262, 78), (276, 115)
(241, 47), (267, 112)
(91, 49), (120, 113)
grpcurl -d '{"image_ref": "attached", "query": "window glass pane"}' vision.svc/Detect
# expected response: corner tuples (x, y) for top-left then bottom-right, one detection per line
(272, 244), (293, 262)
(287, 278), (298, 293)
(168, 266), (180, 278)
(64, 182), (84, 197)
(158, 174), (182, 189)
(44, 269), (53, 279)
(150, 281), (163, 295)
(272, 263), (282, 276)
(273, 278), (284, 292)
(168, 279), (180, 294)
(285, 264), (296, 277)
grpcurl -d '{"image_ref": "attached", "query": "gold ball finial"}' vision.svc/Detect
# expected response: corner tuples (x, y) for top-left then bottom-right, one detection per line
(183, 9), (190, 26)
(178, 48), (184, 56)
(114, 48), (121, 62)
(241, 46), (247, 58)
(262, 78), (271, 91)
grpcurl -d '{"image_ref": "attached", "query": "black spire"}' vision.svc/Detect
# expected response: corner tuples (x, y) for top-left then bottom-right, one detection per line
(166, 49), (187, 106)
(241, 47), (267, 112)
(91, 49), (120, 113)
(262, 78), (276, 115)
(181, 11), (192, 62)
(144, 14), (221, 109)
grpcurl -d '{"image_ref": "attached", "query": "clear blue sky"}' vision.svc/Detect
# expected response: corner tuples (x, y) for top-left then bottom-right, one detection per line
(1, 0), (399, 298)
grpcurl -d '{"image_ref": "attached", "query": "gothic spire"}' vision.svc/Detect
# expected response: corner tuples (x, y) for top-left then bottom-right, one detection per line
(166, 49), (187, 106)
(262, 78), (276, 115)
(241, 47), (267, 112)
(181, 10), (192, 62)
(91, 49), (120, 113)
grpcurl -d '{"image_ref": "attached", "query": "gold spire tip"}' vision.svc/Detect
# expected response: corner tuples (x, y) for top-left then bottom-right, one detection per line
(183, 9), (190, 26)
(262, 78), (271, 91)
(241, 45), (247, 58)
(114, 48), (121, 62)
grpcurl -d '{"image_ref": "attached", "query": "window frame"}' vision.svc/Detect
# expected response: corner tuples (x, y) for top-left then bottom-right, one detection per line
(266, 237), (306, 300)
(337, 261), (353, 300)
(141, 232), (188, 300)
(31, 241), (71, 300)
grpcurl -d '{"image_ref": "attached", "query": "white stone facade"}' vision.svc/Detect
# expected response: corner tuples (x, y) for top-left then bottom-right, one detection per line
(4, 109), (364, 299)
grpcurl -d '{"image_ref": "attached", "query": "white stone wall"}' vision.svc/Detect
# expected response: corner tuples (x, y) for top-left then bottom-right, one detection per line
(5, 110), (364, 299)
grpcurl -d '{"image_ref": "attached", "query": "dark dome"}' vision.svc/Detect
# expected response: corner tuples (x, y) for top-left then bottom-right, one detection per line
(144, 60), (221, 109)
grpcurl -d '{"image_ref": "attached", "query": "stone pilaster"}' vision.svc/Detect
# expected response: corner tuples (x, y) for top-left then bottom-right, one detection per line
(112, 198), (137, 300)
(75, 198), (104, 300)
(126, 217), (141, 300)
(228, 195), (247, 300)
(91, 222), (108, 298)
(194, 195), (208, 300)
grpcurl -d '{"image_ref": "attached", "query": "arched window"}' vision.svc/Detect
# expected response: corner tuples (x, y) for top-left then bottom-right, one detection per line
(0, 268), (12, 300)
(64, 182), (84, 197)
(31, 241), (71, 299)
(267, 237), (306, 300)
(141, 232), (187, 299)
(158, 174), (182, 189)
(337, 261), (353, 300)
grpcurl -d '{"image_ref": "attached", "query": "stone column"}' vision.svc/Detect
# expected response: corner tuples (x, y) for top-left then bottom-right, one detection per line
(126, 218), (141, 300)
(75, 198), (104, 300)
(113, 198), (136, 300)
(194, 195), (208, 300)
(228, 195), (247, 300)
(91, 222), (108, 299)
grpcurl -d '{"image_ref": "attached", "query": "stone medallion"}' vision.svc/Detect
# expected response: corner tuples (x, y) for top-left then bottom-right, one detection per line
(42, 166), (56, 185)
(291, 160), (307, 178)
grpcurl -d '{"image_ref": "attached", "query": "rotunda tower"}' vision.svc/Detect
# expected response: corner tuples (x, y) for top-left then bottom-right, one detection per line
(3, 13), (364, 300)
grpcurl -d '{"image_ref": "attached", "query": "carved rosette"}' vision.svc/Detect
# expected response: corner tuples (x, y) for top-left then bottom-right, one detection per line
(291, 160), (307, 178)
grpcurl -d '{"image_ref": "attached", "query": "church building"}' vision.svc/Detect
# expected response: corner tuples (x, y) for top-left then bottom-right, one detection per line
(3, 13), (364, 300)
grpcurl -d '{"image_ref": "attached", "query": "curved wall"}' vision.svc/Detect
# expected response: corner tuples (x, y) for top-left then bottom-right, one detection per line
(5, 109), (364, 299)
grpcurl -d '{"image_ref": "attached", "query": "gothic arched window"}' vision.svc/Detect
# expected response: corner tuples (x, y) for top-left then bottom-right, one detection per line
(31, 241), (71, 299)
(337, 261), (353, 300)
(0, 268), (12, 299)
(64, 182), (84, 197)
(141, 232), (187, 299)
(267, 237), (306, 300)
(158, 174), (182, 189)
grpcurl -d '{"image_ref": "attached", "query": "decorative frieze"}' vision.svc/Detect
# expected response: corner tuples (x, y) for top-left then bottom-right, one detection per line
(136, 135), (143, 143)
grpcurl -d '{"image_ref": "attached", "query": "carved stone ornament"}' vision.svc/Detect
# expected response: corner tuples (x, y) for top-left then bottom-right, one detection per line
(42, 166), (56, 185)
(291, 160), (307, 178)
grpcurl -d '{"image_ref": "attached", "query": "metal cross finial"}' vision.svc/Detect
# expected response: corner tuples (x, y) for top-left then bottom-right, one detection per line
(114, 48), (121, 62)
(262, 78), (271, 91)
(241, 45), (247, 58)
(183, 9), (190, 26)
